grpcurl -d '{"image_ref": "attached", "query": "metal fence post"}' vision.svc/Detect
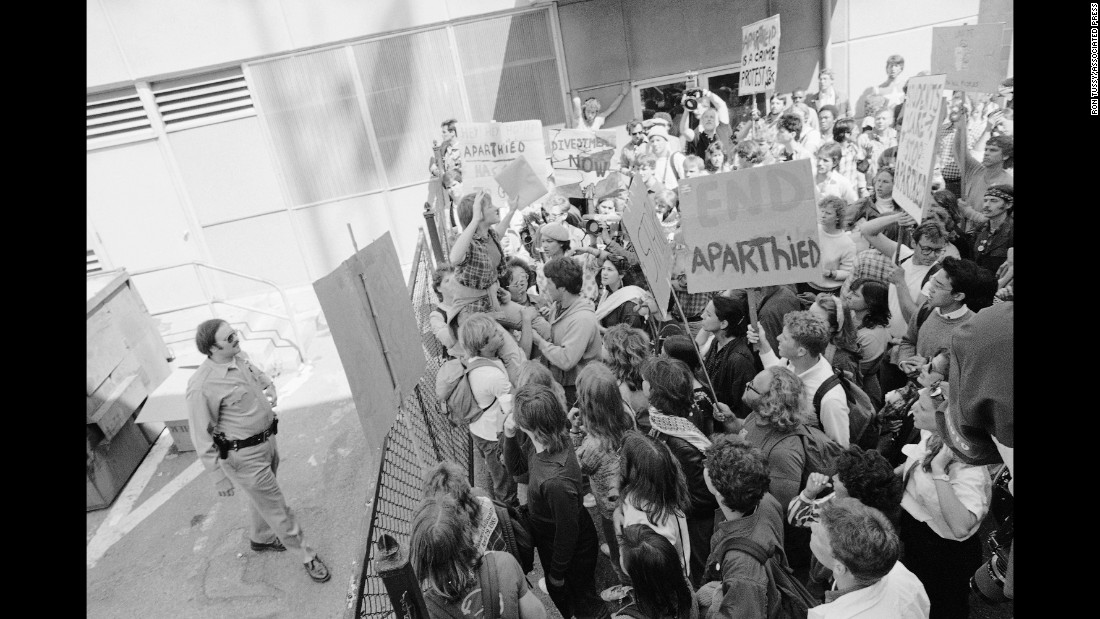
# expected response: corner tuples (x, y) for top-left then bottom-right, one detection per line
(375, 533), (429, 619)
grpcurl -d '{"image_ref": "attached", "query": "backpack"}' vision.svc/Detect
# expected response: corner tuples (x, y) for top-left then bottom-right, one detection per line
(792, 423), (846, 482)
(424, 551), (517, 619)
(707, 536), (818, 619)
(493, 500), (535, 574)
(435, 358), (500, 427)
(813, 368), (879, 451)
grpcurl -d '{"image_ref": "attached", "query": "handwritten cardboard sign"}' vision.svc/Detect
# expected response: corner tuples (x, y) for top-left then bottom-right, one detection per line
(494, 155), (548, 208)
(313, 232), (426, 449)
(893, 74), (947, 222)
(622, 177), (673, 319)
(457, 120), (548, 206)
(739, 15), (781, 95)
(548, 128), (618, 187)
(932, 24), (1007, 93)
(678, 159), (820, 292)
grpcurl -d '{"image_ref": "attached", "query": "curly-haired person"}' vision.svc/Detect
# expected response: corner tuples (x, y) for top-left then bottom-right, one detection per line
(749, 310), (851, 447)
(600, 324), (653, 431)
(697, 436), (788, 619)
(741, 366), (809, 510)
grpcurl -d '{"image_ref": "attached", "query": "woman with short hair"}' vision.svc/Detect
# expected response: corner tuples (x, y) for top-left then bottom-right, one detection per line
(450, 191), (517, 321)
(601, 324), (654, 432)
(503, 384), (609, 619)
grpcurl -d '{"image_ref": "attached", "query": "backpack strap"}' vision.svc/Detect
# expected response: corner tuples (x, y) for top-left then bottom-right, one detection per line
(719, 536), (770, 567)
(477, 553), (501, 619)
(812, 372), (843, 424)
(915, 302), (936, 331)
(464, 358), (501, 413)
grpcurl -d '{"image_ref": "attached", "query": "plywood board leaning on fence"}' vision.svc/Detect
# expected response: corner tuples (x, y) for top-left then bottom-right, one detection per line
(678, 159), (820, 292)
(622, 176), (673, 320)
(893, 74), (947, 222)
(313, 232), (426, 449)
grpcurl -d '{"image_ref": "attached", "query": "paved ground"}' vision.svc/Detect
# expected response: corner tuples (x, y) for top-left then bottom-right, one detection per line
(87, 331), (374, 619)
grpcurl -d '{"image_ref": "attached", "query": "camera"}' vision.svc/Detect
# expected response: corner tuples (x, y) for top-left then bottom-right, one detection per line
(582, 215), (621, 240)
(970, 465), (1013, 604)
(682, 88), (704, 111)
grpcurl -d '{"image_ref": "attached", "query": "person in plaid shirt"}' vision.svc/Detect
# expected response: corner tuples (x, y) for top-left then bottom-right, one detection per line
(450, 190), (519, 323)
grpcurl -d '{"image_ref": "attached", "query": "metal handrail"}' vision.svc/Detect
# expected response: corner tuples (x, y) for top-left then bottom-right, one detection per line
(129, 261), (305, 363)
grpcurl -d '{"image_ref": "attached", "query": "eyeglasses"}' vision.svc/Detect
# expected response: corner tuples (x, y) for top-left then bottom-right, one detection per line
(793, 95), (805, 100)
(226, 330), (241, 345)
(745, 382), (761, 396)
(917, 244), (946, 256)
(509, 278), (529, 289)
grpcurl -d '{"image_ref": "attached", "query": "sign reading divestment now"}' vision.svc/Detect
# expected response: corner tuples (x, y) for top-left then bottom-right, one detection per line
(678, 160), (821, 292)
(893, 74), (947, 222)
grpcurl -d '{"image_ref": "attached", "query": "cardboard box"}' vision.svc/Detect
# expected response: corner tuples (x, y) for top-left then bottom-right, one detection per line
(135, 367), (197, 452)
(87, 417), (154, 511)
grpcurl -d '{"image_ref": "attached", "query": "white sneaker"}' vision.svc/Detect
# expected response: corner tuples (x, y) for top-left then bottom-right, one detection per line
(600, 543), (610, 557)
(583, 493), (596, 508)
(538, 577), (548, 594)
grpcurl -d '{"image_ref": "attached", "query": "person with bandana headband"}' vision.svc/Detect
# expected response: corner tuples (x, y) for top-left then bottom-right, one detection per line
(959, 185), (1013, 274)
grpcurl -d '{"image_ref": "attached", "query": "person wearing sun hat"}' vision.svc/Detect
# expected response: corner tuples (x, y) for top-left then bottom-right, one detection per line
(646, 124), (686, 189)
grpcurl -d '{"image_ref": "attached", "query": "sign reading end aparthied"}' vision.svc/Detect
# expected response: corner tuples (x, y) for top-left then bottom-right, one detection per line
(678, 159), (821, 293)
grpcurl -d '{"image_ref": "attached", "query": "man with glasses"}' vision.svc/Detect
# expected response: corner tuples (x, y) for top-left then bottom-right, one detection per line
(895, 256), (996, 377)
(186, 319), (331, 583)
(620, 119), (648, 171)
(860, 215), (951, 337)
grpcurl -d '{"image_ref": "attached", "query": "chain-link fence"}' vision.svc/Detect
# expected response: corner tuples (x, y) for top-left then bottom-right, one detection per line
(356, 230), (471, 618)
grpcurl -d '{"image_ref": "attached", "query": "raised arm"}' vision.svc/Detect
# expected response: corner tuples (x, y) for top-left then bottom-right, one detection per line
(601, 82), (630, 120)
(707, 90), (731, 125)
(449, 192), (485, 265)
(494, 195), (521, 238)
(860, 211), (907, 258)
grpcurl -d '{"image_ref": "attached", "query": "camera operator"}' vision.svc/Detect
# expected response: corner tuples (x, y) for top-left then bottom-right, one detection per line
(680, 89), (733, 159)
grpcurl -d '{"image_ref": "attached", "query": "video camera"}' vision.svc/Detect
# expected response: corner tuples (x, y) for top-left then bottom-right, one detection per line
(682, 88), (705, 111)
(582, 214), (622, 241)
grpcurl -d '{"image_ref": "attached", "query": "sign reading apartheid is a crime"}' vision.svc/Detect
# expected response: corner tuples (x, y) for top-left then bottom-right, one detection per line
(548, 128), (617, 187)
(457, 120), (548, 206)
(739, 14), (781, 95)
(678, 159), (820, 292)
(931, 24), (1007, 93)
(622, 176), (673, 320)
(893, 74), (947, 223)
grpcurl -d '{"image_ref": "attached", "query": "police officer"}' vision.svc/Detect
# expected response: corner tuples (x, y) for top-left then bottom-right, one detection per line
(185, 319), (330, 583)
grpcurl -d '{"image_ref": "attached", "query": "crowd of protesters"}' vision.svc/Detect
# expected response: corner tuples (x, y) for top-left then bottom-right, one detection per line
(412, 53), (1014, 619)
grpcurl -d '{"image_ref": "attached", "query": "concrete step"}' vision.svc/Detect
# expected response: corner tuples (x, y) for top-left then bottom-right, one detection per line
(151, 284), (323, 377)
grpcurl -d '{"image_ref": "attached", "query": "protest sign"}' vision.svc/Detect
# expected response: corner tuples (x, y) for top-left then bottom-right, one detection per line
(931, 24), (1007, 93)
(677, 159), (819, 292)
(622, 177), (673, 319)
(313, 232), (425, 449)
(457, 120), (548, 206)
(978, 0), (1013, 77)
(893, 74), (946, 222)
(494, 155), (548, 208)
(739, 15), (781, 95)
(548, 128), (618, 188)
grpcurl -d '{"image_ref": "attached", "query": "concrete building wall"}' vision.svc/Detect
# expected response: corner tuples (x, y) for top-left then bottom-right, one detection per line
(87, 0), (541, 88)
